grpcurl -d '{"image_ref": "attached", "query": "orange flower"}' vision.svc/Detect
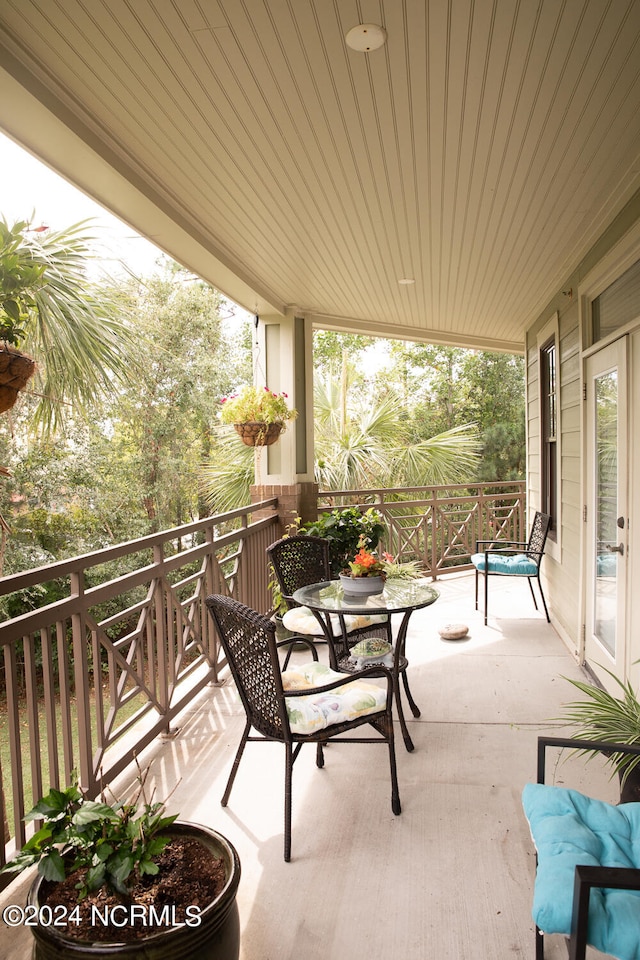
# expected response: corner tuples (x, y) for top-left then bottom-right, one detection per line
(348, 548), (385, 577)
(354, 549), (377, 568)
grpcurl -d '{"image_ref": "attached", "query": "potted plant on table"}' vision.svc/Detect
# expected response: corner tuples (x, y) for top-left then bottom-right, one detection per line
(219, 384), (297, 446)
(338, 540), (424, 596)
(555, 665), (640, 802)
(339, 543), (388, 596)
(1, 774), (241, 959)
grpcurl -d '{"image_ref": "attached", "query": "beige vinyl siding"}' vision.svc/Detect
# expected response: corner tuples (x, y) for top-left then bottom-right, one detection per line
(525, 186), (640, 656)
(526, 299), (581, 651)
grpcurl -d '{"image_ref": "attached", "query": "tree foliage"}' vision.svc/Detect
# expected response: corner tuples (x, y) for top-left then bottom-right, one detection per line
(0, 259), (250, 579)
(313, 364), (481, 490)
(384, 342), (526, 480)
(0, 233), (525, 578)
(0, 217), (141, 432)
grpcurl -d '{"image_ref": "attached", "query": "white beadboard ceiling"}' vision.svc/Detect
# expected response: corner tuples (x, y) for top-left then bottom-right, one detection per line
(1, 0), (640, 353)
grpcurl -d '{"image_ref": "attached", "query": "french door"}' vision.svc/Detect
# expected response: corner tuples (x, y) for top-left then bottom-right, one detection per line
(584, 338), (628, 690)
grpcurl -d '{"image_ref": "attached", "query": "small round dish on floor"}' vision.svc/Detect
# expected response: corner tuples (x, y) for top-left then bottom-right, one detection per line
(438, 622), (469, 641)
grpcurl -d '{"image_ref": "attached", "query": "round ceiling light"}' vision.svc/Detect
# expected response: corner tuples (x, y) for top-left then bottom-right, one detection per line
(345, 23), (387, 52)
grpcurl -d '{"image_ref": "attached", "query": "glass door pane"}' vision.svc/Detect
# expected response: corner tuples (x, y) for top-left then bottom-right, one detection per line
(585, 336), (627, 690)
(594, 370), (618, 657)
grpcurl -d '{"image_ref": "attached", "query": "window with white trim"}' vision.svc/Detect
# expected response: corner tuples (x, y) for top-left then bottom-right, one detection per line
(540, 337), (557, 538)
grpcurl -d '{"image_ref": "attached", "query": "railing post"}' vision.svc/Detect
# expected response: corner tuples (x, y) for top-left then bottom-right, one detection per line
(430, 489), (438, 578)
(70, 570), (94, 796)
(153, 544), (171, 734)
(203, 524), (220, 683)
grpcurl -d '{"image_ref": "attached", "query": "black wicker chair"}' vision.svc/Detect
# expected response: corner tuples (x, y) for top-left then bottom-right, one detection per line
(205, 594), (401, 862)
(471, 511), (551, 625)
(523, 736), (640, 960)
(267, 534), (390, 667)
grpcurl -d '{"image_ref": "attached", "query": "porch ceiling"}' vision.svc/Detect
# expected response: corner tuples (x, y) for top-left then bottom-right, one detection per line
(1, 2), (640, 354)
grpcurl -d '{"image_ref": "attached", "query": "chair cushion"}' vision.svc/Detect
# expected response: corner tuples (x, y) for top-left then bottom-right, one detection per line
(471, 552), (538, 575)
(597, 553), (617, 577)
(282, 605), (387, 637)
(522, 783), (640, 959)
(282, 661), (387, 734)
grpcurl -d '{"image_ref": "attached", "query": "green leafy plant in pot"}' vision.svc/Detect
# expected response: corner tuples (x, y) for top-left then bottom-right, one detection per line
(1, 774), (241, 959)
(556, 665), (640, 802)
(267, 563), (288, 622)
(298, 506), (386, 577)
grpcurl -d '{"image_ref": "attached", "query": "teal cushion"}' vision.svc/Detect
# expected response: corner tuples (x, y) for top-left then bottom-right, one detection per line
(522, 783), (640, 960)
(597, 553), (617, 577)
(471, 552), (537, 575)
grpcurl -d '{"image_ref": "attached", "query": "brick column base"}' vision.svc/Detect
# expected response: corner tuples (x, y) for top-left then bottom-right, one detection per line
(250, 481), (319, 537)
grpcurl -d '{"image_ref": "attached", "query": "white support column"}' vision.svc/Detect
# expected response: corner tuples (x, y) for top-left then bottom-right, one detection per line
(251, 312), (317, 527)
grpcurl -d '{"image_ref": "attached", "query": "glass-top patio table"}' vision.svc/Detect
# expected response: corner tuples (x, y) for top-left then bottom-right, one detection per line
(292, 578), (439, 752)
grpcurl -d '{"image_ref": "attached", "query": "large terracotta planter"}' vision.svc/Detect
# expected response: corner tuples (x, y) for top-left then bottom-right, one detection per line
(233, 421), (283, 446)
(28, 822), (241, 960)
(0, 344), (35, 412)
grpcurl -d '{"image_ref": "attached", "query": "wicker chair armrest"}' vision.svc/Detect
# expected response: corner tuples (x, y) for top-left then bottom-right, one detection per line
(536, 735), (640, 784)
(276, 636), (319, 660)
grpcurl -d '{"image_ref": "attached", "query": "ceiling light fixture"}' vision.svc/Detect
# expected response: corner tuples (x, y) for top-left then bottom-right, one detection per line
(398, 278), (415, 285)
(345, 23), (387, 52)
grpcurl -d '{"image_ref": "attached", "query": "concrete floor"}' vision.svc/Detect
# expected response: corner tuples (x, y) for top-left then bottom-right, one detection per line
(0, 573), (619, 959)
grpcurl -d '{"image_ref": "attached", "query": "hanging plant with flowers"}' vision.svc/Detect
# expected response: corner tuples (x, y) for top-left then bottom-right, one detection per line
(220, 385), (297, 446)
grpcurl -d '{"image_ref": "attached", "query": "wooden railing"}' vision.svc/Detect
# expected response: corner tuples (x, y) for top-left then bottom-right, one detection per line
(0, 500), (278, 864)
(0, 481), (525, 867)
(317, 482), (527, 576)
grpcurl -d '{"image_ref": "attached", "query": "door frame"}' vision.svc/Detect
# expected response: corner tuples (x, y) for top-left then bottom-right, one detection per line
(577, 219), (640, 688)
(583, 337), (629, 689)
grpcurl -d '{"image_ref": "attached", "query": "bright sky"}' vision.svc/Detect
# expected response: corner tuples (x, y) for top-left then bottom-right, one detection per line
(0, 131), (164, 277)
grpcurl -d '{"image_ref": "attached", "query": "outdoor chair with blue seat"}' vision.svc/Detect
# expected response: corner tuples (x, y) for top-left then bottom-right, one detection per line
(266, 534), (389, 667)
(522, 735), (640, 960)
(205, 594), (400, 862)
(471, 510), (551, 625)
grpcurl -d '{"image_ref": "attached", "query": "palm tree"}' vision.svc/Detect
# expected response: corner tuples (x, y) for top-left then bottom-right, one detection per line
(313, 370), (480, 490)
(200, 367), (481, 512)
(0, 216), (140, 432)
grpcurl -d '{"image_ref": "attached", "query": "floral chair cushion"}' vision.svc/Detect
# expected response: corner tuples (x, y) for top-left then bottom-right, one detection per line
(282, 605), (387, 637)
(281, 661), (387, 734)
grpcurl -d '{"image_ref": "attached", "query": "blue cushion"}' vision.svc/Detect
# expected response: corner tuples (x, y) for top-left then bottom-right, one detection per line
(522, 783), (640, 959)
(471, 552), (537, 575)
(597, 553), (618, 577)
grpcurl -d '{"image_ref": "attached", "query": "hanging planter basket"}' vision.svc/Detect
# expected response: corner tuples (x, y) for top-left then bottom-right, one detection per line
(0, 344), (36, 413)
(233, 421), (283, 446)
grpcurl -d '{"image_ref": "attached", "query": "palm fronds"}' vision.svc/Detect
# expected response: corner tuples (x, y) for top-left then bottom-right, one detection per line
(199, 428), (254, 512)
(1, 218), (140, 432)
(558, 666), (640, 783)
